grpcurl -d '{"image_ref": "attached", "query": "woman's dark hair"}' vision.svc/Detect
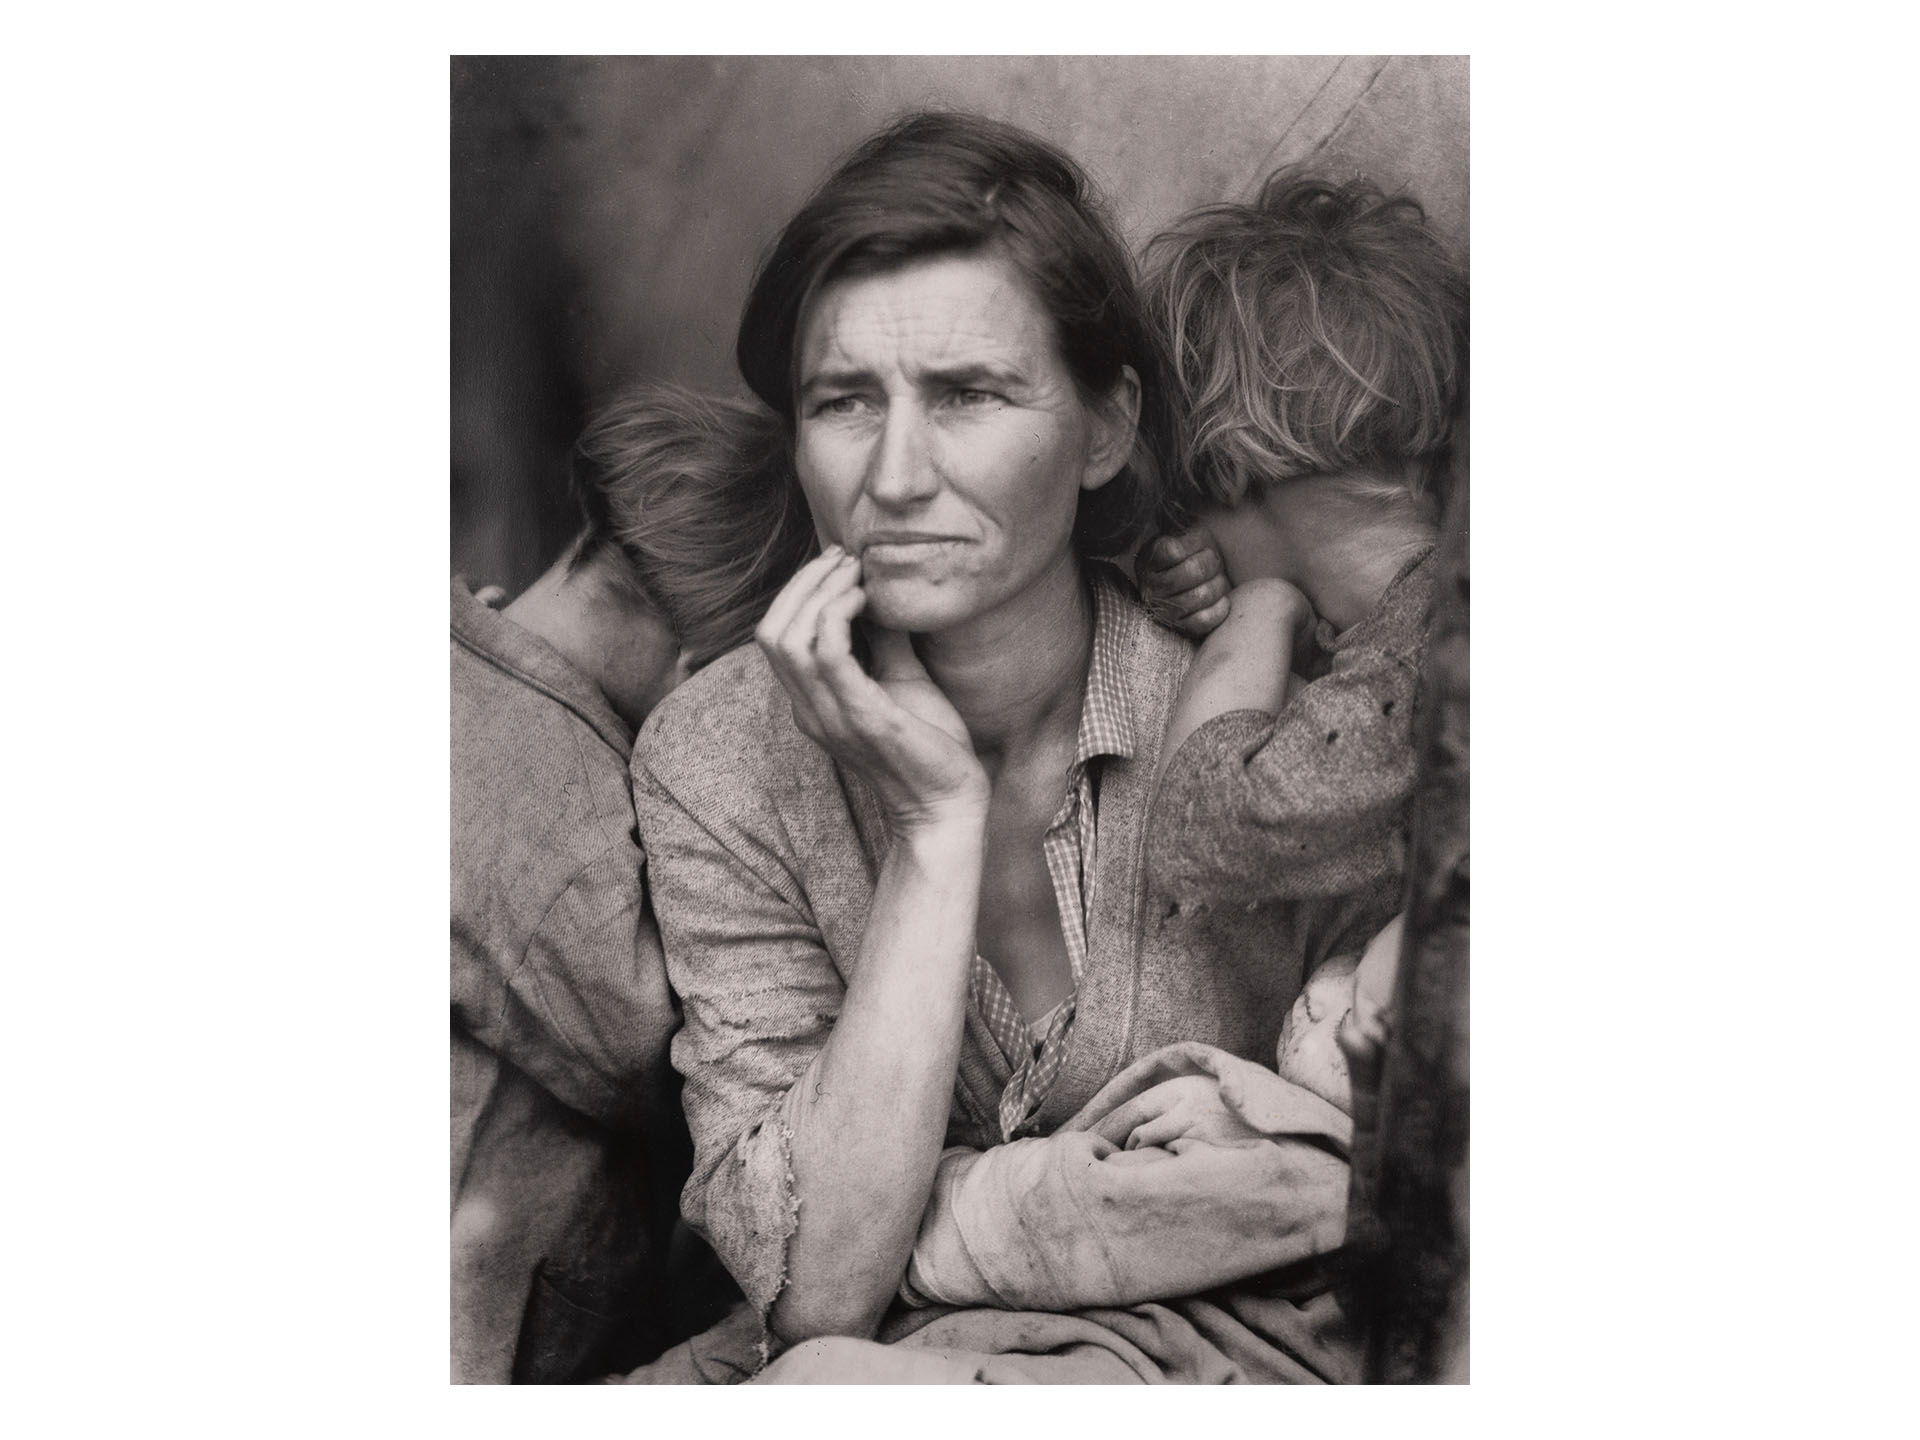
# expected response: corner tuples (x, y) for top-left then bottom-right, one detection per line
(569, 383), (816, 672)
(736, 111), (1177, 560)
(1144, 168), (1468, 524)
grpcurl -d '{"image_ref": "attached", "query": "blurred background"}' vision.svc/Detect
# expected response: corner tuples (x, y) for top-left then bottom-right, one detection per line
(450, 55), (1469, 593)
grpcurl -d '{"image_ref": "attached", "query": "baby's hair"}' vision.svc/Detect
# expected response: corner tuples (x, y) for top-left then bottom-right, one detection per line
(570, 383), (816, 672)
(1144, 169), (1466, 524)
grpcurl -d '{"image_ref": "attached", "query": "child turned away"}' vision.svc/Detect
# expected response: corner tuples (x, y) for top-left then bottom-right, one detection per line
(1138, 168), (1466, 1114)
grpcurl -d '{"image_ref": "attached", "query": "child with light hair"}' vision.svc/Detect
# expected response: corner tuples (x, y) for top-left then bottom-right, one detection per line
(1137, 169), (1466, 1115)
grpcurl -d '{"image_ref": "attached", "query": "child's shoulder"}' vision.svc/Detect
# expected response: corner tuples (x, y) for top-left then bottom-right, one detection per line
(1328, 545), (1441, 663)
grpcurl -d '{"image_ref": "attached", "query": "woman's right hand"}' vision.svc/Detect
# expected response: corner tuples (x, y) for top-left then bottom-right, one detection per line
(757, 545), (989, 835)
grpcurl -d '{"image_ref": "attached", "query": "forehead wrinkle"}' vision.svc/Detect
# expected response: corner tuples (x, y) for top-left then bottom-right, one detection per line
(800, 257), (1051, 386)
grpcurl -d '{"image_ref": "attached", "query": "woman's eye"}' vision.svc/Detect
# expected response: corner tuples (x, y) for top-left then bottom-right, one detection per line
(815, 395), (864, 417)
(952, 388), (999, 408)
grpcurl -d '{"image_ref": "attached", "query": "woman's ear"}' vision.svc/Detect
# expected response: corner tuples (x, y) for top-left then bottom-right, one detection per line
(1080, 365), (1142, 493)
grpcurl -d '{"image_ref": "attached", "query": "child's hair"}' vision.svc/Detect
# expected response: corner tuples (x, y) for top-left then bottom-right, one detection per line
(1143, 169), (1467, 525)
(569, 383), (816, 672)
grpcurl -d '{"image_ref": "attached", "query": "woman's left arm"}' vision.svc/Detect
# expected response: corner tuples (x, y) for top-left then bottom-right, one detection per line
(900, 1053), (1355, 1312)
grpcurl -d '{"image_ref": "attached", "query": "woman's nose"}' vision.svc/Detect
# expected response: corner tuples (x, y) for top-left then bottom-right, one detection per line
(864, 408), (940, 507)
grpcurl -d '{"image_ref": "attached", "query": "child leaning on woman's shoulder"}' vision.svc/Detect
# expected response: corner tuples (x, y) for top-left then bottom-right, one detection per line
(1137, 168), (1467, 1116)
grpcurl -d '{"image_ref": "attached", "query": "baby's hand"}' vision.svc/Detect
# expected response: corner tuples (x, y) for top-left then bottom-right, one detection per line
(1276, 953), (1360, 1113)
(1140, 526), (1231, 638)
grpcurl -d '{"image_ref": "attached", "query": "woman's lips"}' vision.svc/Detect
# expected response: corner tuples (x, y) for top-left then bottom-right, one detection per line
(859, 536), (965, 564)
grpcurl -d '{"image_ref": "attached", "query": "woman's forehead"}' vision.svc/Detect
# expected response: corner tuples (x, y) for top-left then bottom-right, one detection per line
(798, 251), (1058, 379)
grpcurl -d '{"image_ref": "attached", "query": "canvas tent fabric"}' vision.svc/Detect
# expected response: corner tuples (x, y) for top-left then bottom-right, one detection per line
(451, 55), (1468, 593)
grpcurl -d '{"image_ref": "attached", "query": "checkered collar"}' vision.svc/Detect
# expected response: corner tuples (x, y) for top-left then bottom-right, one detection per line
(1071, 567), (1136, 772)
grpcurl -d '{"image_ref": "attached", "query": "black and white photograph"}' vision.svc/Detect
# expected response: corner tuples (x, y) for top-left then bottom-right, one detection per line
(451, 54), (1469, 1385)
(21, 15), (1920, 1427)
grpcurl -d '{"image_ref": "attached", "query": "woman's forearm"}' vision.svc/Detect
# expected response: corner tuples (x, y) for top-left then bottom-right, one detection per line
(768, 812), (986, 1343)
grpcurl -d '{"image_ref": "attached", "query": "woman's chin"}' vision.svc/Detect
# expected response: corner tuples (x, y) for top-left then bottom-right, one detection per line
(861, 578), (976, 636)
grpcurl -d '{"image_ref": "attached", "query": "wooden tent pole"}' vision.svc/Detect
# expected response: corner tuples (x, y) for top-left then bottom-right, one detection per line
(1345, 443), (1471, 1383)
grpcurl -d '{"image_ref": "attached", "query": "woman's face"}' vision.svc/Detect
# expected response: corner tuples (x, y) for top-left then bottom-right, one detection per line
(792, 249), (1136, 635)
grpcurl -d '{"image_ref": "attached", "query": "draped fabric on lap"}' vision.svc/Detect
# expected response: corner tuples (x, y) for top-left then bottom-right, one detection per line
(762, 1042), (1366, 1384)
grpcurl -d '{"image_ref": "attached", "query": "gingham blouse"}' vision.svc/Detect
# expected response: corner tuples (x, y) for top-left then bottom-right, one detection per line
(966, 572), (1134, 1142)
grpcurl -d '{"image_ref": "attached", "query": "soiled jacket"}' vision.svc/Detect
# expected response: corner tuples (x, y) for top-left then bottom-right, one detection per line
(452, 580), (717, 1382)
(632, 577), (1396, 1322)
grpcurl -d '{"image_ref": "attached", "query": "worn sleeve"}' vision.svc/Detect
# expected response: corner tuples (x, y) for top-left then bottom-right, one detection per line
(631, 755), (844, 1320)
(901, 1045), (1352, 1311)
(454, 836), (681, 1132)
(1152, 562), (1435, 906)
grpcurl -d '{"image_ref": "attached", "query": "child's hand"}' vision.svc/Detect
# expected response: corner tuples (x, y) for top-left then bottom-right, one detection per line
(1140, 526), (1232, 638)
